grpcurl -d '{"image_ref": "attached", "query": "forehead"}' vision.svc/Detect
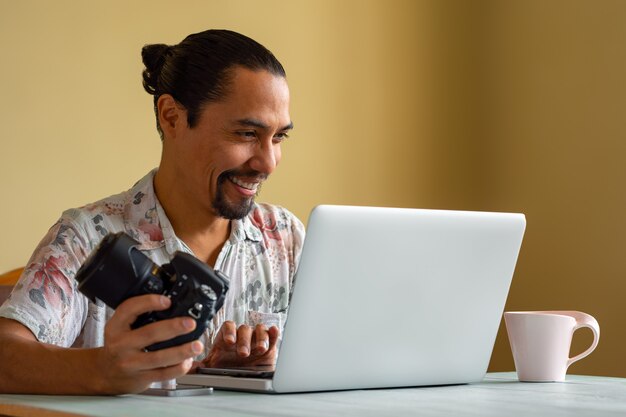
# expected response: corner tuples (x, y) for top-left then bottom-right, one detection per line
(199, 67), (291, 127)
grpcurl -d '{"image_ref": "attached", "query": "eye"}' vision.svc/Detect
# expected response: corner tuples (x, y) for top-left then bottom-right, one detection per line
(236, 131), (257, 140)
(273, 132), (290, 143)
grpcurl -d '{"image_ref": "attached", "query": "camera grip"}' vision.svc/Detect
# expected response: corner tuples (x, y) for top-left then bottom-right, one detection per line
(139, 252), (229, 351)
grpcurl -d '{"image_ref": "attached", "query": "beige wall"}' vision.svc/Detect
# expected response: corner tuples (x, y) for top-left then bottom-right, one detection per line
(480, 0), (626, 378)
(423, 1), (626, 377)
(1, 1), (624, 377)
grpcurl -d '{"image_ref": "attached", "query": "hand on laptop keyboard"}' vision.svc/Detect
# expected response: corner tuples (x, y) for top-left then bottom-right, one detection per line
(201, 321), (280, 368)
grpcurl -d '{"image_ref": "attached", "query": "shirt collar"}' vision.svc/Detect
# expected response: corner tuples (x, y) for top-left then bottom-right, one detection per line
(231, 210), (263, 243)
(123, 169), (173, 251)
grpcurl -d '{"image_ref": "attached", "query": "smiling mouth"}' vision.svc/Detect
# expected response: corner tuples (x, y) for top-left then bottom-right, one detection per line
(228, 175), (261, 193)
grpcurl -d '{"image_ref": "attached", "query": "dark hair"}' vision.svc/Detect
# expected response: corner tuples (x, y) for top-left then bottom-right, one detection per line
(141, 30), (286, 140)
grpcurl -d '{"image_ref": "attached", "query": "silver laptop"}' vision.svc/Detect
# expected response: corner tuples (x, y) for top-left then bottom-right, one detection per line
(178, 205), (526, 393)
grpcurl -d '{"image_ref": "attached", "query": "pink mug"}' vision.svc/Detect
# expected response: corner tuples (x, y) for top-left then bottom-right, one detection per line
(504, 311), (600, 382)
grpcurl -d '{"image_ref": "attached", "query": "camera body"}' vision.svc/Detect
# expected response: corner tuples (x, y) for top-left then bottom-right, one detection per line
(75, 232), (229, 351)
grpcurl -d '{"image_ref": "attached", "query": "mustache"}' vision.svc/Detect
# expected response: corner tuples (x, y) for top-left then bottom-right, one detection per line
(218, 169), (268, 183)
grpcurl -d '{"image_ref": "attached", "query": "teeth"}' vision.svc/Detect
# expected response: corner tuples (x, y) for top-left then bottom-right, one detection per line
(230, 176), (259, 191)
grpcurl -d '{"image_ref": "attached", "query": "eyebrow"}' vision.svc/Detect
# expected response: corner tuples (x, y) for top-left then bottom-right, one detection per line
(235, 118), (294, 131)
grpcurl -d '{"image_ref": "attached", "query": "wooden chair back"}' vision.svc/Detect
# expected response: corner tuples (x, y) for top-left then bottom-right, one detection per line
(0, 267), (23, 305)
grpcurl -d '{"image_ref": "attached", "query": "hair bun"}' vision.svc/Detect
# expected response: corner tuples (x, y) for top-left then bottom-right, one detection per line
(141, 43), (170, 95)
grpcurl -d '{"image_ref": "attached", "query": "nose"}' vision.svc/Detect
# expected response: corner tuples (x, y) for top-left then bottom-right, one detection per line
(249, 141), (280, 175)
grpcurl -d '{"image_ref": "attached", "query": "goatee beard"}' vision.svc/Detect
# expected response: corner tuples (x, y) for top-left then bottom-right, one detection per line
(212, 169), (265, 220)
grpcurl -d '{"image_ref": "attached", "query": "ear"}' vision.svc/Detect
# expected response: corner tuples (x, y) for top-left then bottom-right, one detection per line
(157, 94), (186, 140)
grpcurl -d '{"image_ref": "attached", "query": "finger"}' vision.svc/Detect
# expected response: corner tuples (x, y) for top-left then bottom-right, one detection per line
(126, 340), (202, 372)
(216, 321), (237, 347)
(101, 339), (201, 390)
(139, 357), (195, 389)
(125, 316), (197, 351)
(236, 325), (253, 357)
(247, 327), (280, 367)
(252, 324), (269, 353)
(109, 294), (171, 332)
(135, 340), (204, 372)
(267, 325), (280, 351)
(203, 321), (238, 368)
(189, 359), (204, 373)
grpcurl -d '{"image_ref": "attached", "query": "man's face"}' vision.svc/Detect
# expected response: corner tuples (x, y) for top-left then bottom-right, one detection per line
(168, 67), (292, 220)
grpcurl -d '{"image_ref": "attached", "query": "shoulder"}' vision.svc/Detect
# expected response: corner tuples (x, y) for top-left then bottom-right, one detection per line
(62, 191), (127, 226)
(58, 190), (128, 248)
(23, 188), (131, 273)
(58, 170), (159, 248)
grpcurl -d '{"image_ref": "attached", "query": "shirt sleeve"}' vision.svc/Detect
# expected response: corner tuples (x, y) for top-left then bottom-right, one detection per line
(0, 218), (91, 347)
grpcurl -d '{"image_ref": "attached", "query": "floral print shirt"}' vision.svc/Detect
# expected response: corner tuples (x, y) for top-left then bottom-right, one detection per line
(0, 169), (305, 359)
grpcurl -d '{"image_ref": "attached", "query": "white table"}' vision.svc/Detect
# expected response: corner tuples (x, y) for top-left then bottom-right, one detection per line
(1, 373), (625, 417)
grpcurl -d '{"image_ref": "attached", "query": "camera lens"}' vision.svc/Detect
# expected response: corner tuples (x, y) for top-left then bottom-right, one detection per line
(76, 232), (166, 308)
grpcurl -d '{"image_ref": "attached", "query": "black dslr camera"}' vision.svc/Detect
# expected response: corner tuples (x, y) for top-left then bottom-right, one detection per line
(75, 232), (229, 351)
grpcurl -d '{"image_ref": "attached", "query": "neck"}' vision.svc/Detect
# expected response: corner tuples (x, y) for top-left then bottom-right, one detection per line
(153, 168), (230, 266)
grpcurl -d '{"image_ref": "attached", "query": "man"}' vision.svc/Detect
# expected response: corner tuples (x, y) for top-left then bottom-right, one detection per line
(0, 30), (304, 394)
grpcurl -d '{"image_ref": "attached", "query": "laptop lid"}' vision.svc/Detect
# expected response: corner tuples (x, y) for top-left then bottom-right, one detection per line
(179, 205), (526, 393)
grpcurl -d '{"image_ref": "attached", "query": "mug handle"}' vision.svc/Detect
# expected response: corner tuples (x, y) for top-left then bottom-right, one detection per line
(551, 311), (600, 368)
